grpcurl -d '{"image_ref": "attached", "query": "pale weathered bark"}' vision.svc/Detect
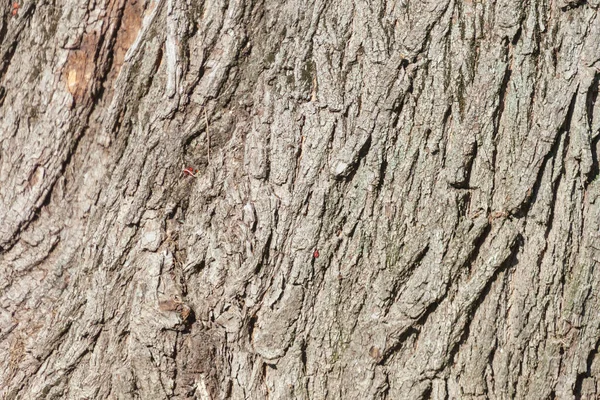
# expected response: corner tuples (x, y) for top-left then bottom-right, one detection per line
(2, 0), (600, 399)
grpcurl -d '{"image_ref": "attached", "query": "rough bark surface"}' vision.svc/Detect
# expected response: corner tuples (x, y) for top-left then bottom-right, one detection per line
(2, 0), (600, 399)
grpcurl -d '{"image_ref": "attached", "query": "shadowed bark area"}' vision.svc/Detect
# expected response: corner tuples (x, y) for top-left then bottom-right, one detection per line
(2, 0), (600, 398)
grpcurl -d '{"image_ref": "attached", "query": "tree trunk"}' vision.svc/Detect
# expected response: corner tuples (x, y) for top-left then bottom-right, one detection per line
(2, 0), (600, 398)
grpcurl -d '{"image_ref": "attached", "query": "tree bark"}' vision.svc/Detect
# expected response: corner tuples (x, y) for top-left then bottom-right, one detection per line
(2, 0), (600, 398)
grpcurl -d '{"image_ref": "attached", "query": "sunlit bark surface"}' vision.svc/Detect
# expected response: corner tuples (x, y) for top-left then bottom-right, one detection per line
(2, 0), (600, 398)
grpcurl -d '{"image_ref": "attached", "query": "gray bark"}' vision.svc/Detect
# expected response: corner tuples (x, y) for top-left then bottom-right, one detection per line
(1, 0), (600, 399)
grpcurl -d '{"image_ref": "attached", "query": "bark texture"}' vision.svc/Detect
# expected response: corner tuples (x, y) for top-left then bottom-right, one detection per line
(2, 0), (600, 398)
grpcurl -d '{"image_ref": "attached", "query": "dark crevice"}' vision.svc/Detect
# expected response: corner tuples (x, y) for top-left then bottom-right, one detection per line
(379, 290), (440, 365)
(489, 62), (512, 206)
(574, 336), (600, 399)
(438, 104), (452, 163)
(446, 234), (523, 369)
(0, 17), (9, 56)
(409, 1), (451, 60)
(339, 134), (373, 183)
(511, 90), (577, 218)
(407, 79), (414, 95)
(494, 66), (512, 136)
(585, 72), (599, 130)
(586, 135), (600, 186)
(0, 37), (18, 80)
(585, 73), (600, 185)
(254, 232), (272, 274)
(449, 141), (478, 189)
(0, 117), (89, 254)
(181, 115), (209, 151)
(0, 0), (35, 84)
(485, 338), (499, 397)
(461, 221), (493, 276)
(457, 191), (472, 219)
(300, 340), (307, 374)
(185, 311), (197, 333)
(511, 26), (522, 45)
(441, 104), (452, 130)
(421, 383), (433, 400)
(543, 127), (570, 239)
(378, 326), (421, 365)
(354, 132), (373, 162)
(387, 244), (430, 306)
(247, 315), (258, 345)
(86, 0), (130, 104)
(374, 156), (388, 194)
(560, 0), (587, 11)
(388, 95), (405, 140)
(291, 120), (306, 189)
